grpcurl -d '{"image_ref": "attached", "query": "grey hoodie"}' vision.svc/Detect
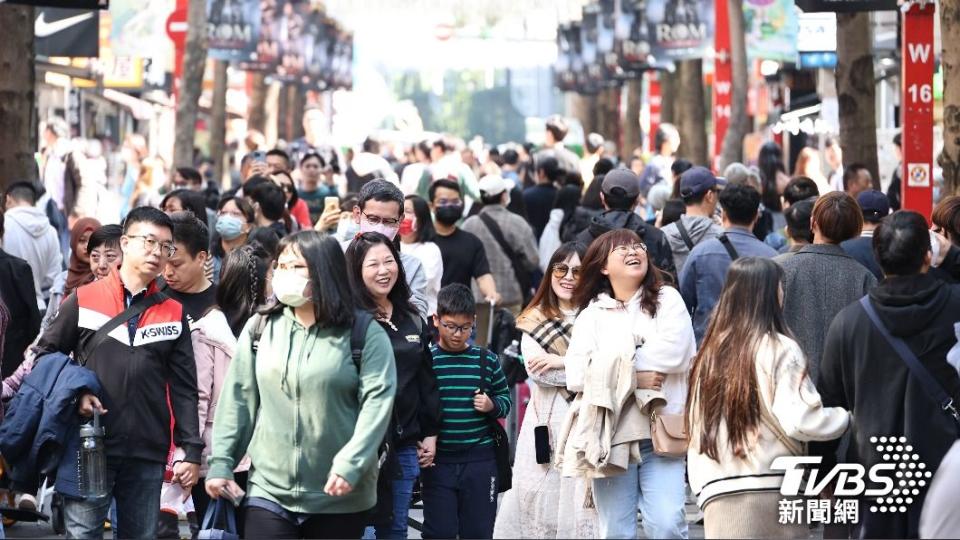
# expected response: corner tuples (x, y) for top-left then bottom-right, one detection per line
(661, 215), (723, 273)
(1, 205), (62, 309)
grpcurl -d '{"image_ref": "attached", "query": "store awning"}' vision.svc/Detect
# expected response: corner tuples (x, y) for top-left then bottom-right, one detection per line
(102, 88), (155, 120)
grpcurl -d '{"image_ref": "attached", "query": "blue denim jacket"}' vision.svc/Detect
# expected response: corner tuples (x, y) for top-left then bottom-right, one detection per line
(679, 227), (779, 344)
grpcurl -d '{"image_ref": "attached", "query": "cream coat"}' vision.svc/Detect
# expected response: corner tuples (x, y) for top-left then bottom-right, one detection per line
(687, 334), (850, 508)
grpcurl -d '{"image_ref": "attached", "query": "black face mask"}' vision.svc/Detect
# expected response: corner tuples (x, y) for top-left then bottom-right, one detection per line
(434, 204), (464, 225)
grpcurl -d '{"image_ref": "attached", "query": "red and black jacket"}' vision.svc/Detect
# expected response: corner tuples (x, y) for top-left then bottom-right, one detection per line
(37, 270), (203, 464)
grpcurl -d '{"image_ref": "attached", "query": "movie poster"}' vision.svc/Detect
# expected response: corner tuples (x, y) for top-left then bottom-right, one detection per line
(207, 0), (260, 62)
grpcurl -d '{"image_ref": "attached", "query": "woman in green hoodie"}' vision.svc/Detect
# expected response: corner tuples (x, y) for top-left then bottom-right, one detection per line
(205, 231), (397, 539)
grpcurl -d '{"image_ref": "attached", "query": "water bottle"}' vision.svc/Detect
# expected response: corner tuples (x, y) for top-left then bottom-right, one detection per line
(79, 409), (108, 498)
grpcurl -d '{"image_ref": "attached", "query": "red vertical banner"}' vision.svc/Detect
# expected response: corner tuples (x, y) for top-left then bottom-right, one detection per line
(648, 73), (662, 154)
(713, 0), (732, 172)
(901, 1), (935, 221)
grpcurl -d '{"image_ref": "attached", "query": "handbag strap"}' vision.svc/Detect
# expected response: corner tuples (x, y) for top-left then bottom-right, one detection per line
(675, 219), (695, 251)
(859, 297), (960, 430)
(479, 213), (529, 285)
(78, 292), (166, 365)
(718, 233), (740, 261)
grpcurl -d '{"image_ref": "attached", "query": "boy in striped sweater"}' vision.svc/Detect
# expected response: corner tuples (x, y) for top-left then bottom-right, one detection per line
(421, 284), (511, 539)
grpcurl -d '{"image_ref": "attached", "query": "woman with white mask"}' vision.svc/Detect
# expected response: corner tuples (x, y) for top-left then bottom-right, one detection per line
(205, 231), (397, 539)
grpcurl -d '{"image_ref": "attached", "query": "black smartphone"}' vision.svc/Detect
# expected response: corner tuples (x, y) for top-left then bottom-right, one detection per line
(534, 425), (551, 464)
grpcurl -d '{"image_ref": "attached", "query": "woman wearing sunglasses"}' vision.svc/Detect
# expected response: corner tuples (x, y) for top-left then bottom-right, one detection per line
(561, 229), (696, 539)
(494, 241), (599, 539)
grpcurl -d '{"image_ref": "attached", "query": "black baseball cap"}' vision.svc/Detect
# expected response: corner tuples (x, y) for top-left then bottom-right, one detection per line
(679, 166), (726, 199)
(857, 190), (890, 222)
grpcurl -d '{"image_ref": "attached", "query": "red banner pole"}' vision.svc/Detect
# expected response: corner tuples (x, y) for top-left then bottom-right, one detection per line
(900, 0), (935, 222)
(713, 0), (732, 172)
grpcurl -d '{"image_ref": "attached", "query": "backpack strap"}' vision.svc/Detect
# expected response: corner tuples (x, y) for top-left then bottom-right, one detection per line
(351, 309), (375, 370)
(718, 233), (740, 261)
(675, 219), (695, 251)
(249, 313), (268, 354)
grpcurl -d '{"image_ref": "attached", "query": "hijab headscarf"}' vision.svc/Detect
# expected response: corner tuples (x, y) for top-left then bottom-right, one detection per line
(64, 217), (102, 297)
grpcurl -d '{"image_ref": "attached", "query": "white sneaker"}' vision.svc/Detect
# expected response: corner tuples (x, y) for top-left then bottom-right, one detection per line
(14, 492), (37, 511)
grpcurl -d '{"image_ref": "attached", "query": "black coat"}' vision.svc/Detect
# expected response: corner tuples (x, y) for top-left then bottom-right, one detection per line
(0, 249), (42, 378)
(575, 209), (678, 281)
(814, 273), (960, 538)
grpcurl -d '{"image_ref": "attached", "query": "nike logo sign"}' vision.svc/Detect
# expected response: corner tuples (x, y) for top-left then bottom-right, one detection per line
(35, 11), (95, 39)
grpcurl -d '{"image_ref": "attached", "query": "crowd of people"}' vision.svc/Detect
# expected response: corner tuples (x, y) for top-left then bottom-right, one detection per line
(0, 112), (958, 540)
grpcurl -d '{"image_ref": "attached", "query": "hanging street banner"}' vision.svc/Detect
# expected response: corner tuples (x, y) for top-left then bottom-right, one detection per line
(713, 0), (732, 166)
(35, 7), (100, 57)
(744, 0), (799, 62)
(645, 0), (714, 61)
(207, 0), (260, 62)
(794, 0), (896, 13)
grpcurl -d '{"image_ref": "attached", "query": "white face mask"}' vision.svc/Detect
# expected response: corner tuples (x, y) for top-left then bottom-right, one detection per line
(359, 221), (399, 241)
(272, 269), (310, 307)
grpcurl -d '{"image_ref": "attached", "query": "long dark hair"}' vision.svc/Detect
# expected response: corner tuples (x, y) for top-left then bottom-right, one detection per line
(686, 257), (793, 461)
(572, 229), (664, 316)
(522, 241), (587, 321)
(346, 232), (417, 321)
(757, 142), (785, 212)
(217, 244), (270, 337)
(262, 231), (355, 329)
(405, 194), (436, 243)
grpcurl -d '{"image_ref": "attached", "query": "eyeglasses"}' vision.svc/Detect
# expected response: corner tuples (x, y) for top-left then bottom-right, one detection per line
(279, 184), (294, 193)
(360, 210), (401, 228)
(439, 321), (473, 335)
(611, 243), (647, 256)
(126, 235), (177, 258)
(551, 263), (581, 280)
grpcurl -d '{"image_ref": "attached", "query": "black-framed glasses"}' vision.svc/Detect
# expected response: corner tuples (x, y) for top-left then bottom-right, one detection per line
(551, 263), (581, 280)
(360, 210), (401, 228)
(439, 321), (473, 335)
(126, 235), (177, 257)
(611, 243), (647, 257)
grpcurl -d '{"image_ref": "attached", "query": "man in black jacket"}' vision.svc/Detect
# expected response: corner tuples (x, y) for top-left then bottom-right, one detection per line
(815, 211), (960, 538)
(0, 210), (41, 378)
(575, 168), (677, 280)
(37, 207), (202, 539)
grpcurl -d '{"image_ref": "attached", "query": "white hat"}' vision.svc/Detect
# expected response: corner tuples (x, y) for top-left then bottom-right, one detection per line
(478, 174), (509, 197)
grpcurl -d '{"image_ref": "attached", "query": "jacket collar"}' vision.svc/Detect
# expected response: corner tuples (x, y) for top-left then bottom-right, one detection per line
(723, 226), (755, 237)
(103, 267), (161, 301)
(796, 243), (849, 257)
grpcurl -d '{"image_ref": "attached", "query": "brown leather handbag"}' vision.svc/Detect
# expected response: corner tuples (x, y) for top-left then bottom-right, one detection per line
(650, 407), (689, 458)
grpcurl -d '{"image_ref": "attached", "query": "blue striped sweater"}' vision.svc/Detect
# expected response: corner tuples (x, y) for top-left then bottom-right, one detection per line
(429, 344), (511, 453)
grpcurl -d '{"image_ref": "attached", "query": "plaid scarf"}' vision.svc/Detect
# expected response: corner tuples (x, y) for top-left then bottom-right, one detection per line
(516, 307), (573, 357)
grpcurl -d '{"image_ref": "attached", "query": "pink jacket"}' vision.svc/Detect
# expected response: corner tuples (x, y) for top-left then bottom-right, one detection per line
(190, 309), (243, 476)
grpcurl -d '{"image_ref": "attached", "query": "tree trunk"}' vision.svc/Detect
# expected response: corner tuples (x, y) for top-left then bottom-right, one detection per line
(210, 60), (228, 190)
(677, 59), (708, 165)
(941, 0), (960, 196)
(567, 92), (592, 139)
(623, 79), (642, 157)
(291, 85), (306, 141)
(248, 72), (268, 133)
(720, 0), (750, 170)
(0, 4), (37, 188)
(173, 0), (209, 168)
(836, 12), (880, 188)
(660, 70), (676, 125)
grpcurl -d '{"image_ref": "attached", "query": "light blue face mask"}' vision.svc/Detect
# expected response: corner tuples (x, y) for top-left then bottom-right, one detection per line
(215, 215), (246, 240)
